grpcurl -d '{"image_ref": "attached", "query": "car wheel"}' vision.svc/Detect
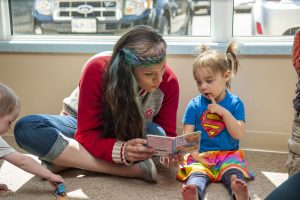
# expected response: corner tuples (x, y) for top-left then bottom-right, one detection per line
(33, 19), (43, 35)
(159, 15), (170, 35)
(34, 25), (43, 35)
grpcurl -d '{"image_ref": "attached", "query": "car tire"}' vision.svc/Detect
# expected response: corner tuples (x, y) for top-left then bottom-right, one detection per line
(34, 25), (43, 35)
(33, 19), (43, 35)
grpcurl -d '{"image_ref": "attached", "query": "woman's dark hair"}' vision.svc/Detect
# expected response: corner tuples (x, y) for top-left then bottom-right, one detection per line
(102, 25), (167, 141)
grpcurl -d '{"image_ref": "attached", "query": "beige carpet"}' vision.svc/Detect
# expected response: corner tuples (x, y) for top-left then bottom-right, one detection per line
(0, 136), (288, 200)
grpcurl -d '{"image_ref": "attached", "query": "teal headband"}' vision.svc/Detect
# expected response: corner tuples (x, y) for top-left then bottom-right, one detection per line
(121, 48), (166, 67)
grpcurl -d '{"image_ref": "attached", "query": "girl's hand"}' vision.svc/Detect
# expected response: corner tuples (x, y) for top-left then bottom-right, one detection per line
(0, 183), (9, 192)
(207, 94), (228, 117)
(160, 153), (184, 168)
(199, 159), (215, 168)
(48, 174), (64, 190)
(191, 152), (215, 168)
(125, 138), (154, 162)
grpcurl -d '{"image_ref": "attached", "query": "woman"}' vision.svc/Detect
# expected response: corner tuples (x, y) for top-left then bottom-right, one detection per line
(14, 25), (180, 182)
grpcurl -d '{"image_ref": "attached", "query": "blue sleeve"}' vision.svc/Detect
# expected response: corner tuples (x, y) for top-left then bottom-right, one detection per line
(182, 99), (198, 125)
(232, 98), (245, 122)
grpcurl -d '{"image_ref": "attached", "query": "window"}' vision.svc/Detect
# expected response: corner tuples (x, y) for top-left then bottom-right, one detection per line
(233, 0), (300, 37)
(0, 0), (297, 55)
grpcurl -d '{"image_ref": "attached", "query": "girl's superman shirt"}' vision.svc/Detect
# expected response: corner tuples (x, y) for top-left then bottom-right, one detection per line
(182, 90), (245, 152)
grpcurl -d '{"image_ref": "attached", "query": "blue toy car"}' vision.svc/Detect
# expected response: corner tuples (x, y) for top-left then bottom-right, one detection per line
(55, 183), (66, 196)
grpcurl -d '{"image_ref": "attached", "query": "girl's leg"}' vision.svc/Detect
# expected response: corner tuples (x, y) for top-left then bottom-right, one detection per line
(230, 175), (249, 200)
(53, 138), (146, 178)
(181, 184), (198, 200)
(184, 172), (210, 200)
(221, 168), (247, 200)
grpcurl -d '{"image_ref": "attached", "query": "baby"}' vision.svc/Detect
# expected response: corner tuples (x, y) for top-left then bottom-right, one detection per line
(0, 82), (64, 192)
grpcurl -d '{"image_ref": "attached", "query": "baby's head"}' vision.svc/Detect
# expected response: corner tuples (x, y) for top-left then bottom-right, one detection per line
(0, 83), (20, 135)
(193, 42), (240, 90)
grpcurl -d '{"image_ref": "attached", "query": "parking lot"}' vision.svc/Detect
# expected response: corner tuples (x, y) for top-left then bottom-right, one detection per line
(10, 0), (252, 37)
(12, 13), (252, 37)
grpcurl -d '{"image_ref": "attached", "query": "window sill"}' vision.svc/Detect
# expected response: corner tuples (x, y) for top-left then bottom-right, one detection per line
(0, 39), (292, 56)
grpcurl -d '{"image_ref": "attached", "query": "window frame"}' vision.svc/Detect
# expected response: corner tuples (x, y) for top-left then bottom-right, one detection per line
(0, 0), (293, 55)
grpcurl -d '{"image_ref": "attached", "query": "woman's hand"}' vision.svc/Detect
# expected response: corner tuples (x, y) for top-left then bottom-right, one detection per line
(160, 153), (184, 168)
(124, 138), (154, 162)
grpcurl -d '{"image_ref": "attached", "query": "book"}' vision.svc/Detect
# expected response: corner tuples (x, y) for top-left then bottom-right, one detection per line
(146, 131), (201, 156)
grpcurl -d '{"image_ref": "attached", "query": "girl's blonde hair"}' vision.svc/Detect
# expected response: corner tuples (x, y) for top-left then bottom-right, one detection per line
(0, 83), (20, 117)
(193, 42), (240, 89)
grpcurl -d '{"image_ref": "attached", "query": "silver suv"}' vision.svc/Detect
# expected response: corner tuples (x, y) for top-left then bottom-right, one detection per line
(251, 0), (300, 36)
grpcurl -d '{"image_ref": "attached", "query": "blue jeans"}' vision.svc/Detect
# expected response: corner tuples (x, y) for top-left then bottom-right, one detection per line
(14, 114), (165, 162)
(265, 171), (300, 200)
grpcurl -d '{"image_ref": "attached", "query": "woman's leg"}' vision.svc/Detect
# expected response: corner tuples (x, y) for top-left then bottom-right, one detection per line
(14, 114), (76, 161)
(52, 138), (144, 178)
(265, 171), (300, 200)
(145, 121), (166, 136)
(286, 111), (300, 176)
(14, 114), (153, 180)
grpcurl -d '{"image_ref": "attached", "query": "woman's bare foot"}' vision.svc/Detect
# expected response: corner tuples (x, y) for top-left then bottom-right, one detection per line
(181, 184), (199, 200)
(231, 175), (249, 200)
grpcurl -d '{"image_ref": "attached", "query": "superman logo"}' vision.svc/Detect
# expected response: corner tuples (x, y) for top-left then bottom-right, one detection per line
(200, 110), (225, 138)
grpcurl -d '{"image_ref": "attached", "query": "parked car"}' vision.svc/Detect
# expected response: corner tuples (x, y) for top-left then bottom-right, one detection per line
(192, 0), (254, 16)
(234, 0), (254, 13)
(193, 0), (210, 15)
(32, 0), (194, 35)
(251, 0), (300, 36)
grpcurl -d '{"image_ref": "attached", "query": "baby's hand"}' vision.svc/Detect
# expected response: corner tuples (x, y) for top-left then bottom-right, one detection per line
(0, 183), (9, 192)
(54, 182), (67, 197)
(48, 174), (64, 190)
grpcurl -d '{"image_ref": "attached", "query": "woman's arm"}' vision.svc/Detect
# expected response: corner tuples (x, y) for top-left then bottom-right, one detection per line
(75, 56), (118, 162)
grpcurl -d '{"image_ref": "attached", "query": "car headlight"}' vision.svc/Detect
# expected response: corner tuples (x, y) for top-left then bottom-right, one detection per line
(124, 0), (153, 15)
(34, 0), (53, 16)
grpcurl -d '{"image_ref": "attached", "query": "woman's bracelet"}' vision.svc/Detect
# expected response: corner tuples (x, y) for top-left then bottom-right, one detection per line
(121, 142), (133, 166)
